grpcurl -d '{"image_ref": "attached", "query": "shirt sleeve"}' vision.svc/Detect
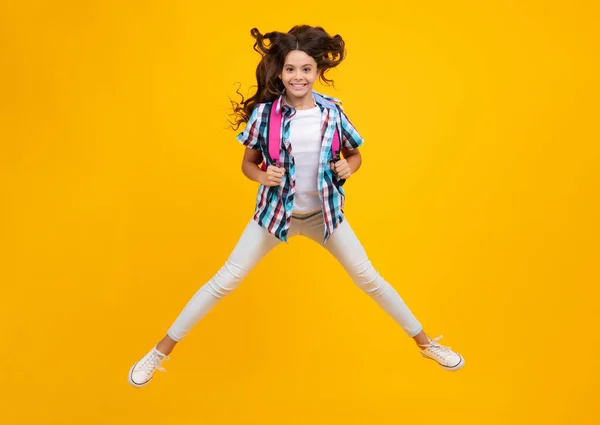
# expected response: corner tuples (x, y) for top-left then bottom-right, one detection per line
(236, 104), (263, 150)
(337, 105), (364, 150)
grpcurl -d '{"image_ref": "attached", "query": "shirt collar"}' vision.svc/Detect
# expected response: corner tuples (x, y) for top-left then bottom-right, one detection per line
(275, 90), (337, 114)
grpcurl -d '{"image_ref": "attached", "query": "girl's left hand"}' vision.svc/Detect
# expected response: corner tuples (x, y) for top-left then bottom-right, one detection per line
(331, 159), (351, 180)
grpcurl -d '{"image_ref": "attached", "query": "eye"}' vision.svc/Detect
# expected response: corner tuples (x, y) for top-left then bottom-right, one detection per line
(286, 67), (293, 72)
(304, 68), (311, 72)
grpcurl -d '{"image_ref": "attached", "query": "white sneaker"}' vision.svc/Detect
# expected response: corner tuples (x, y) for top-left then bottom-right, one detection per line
(128, 347), (169, 388)
(419, 335), (464, 371)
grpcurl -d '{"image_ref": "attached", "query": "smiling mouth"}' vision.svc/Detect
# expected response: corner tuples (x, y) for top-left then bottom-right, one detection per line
(290, 83), (307, 89)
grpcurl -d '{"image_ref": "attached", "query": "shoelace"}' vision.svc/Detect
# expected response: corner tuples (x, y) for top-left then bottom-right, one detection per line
(420, 335), (453, 357)
(139, 350), (168, 374)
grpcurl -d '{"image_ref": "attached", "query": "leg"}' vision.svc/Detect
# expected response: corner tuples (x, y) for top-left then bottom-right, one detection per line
(302, 216), (424, 340)
(302, 217), (464, 371)
(161, 219), (282, 352)
(129, 219), (289, 388)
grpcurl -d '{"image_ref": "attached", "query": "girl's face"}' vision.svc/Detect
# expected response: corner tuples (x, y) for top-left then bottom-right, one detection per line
(280, 50), (318, 101)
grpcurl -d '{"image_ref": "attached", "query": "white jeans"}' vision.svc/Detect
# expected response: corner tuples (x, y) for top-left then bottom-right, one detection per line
(167, 213), (423, 341)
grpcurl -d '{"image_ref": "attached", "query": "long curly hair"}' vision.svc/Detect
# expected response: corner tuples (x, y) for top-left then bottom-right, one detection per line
(230, 25), (346, 130)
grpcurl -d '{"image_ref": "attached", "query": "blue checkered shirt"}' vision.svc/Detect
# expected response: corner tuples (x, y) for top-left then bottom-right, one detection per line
(236, 91), (363, 244)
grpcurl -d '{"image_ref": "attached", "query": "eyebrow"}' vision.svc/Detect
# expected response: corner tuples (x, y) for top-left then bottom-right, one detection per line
(284, 64), (314, 67)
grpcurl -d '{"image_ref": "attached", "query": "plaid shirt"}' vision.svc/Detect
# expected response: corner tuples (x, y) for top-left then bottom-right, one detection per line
(236, 91), (363, 244)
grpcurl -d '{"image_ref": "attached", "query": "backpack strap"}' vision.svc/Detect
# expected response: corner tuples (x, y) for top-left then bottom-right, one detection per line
(259, 102), (281, 171)
(331, 124), (341, 162)
(268, 101), (282, 167)
(332, 105), (346, 186)
(263, 99), (342, 169)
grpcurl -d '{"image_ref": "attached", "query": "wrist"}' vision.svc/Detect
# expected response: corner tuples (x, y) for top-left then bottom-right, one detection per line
(346, 155), (361, 174)
(258, 171), (268, 186)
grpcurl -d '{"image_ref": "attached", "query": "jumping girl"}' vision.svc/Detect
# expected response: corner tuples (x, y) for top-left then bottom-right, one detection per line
(129, 25), (464, 388)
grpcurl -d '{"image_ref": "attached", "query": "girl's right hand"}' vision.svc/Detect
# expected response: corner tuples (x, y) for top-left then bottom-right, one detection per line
(262, 165), (285, 187)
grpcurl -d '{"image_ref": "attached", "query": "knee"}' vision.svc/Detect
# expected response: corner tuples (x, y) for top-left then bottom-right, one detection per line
(203, 260), (247, 299)
(350, 259), (385, 293)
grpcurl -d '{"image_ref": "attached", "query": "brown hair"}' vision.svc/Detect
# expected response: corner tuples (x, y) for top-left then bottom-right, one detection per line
(230, 25), (346, 130)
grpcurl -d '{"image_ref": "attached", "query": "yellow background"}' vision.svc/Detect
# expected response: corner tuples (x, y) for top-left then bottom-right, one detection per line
(1, 1), (599, 424)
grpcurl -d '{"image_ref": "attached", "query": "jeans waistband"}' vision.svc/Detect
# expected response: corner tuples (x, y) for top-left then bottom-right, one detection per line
(291, 210), (321, 220)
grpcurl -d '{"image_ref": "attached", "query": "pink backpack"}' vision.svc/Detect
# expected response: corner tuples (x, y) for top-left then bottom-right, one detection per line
(261, 102), (341, 171)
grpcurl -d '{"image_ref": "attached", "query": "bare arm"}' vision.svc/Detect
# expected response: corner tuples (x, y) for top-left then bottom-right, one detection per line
(241, 148), (265, 184)
(342, 147), (362, 174)
(332, 147), (362, 179)
(241, 148), (284, 186)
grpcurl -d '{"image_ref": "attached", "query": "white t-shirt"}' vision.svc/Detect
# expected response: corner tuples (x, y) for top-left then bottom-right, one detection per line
(289, 106), (322, 214)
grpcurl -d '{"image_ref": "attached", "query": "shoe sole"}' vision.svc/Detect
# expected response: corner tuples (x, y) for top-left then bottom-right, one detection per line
(421, 352), (465, 371)
(128, 362), (152, 388)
